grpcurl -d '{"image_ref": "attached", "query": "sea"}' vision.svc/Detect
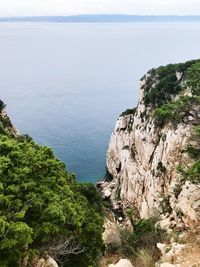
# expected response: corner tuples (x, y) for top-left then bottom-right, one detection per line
(1, 22), (200, 182)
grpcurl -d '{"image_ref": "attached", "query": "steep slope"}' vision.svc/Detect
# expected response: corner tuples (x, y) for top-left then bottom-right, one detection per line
(0, 100), (19, 137)
(104, 60), (200, 231)
(0, 101), (104, 267)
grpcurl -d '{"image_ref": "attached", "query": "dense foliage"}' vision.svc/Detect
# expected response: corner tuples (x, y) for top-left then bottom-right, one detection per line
(186, 62), (200, 95)
(143, 59), (200, 108)
(120, 108), (136, 117)
(153, 96), (200, 127)
(0, 130), (104, 266)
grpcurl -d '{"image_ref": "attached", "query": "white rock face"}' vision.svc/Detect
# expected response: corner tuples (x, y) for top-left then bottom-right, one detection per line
(36, 257), (58, 267)
(108, 259), (133, 267)
(157, 242), (186, 263)
(159, 264), (180, 267)
(102, 217), (121, 245)
(105, 72), (200, 229)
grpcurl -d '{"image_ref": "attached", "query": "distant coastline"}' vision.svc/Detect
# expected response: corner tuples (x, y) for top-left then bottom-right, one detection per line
(1, 15), (200, 23)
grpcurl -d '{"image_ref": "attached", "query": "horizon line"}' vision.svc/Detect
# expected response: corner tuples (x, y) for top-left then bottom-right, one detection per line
(1, 14), (200, 23)
(1, 14), (200, 17)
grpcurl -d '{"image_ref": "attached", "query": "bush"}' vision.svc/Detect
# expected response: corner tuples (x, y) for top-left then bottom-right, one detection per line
(118, 218), (167, 260)
(157, 162), (167, 173)
(182, 124), (200, 184)
(186, 160), (200, 184)
(135, 249), (156, 267)
(185, 146), (200, 159)
(0, 134), (104, 267)
(186, 62), (200, 95)
(144, 59), (200, 108)
(107, 242), (119, 254)
(144, 66), (181, 107)
(153, 96), (199, 127)
(120, 108), (136, 117)
(0, 100), (6, 113)
(159, 195), (172, 214)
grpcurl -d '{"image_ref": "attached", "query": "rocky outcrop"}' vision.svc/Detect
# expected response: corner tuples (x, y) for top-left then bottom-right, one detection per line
(102, 60), (200, 230)
(108, 259), (133, 267)
(157, 242), (186, 265)
(36, 256), (59, 267)
(0, 109), (19, 136)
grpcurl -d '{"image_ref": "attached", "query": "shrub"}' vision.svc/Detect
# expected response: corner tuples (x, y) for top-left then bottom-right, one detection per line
(135, 249), (156, 267)
(159, 195), (172, 214)
(115, 187), (121, 201)
(119, 218), (167, 260)
(144, 67), (181, 107)
(186, 160), (200, 184)
(173, 184), (182, 199)
(153, 96), (199, 127)
(157, 162), (167, 173)
(0, 100), (6, 113)
(186, 62), (200, 95)
(120, 108), (136, 117)
(144, 59), (200, 108)
(185, 146), (200, 159)
(107, 242), (119, 254)
(0, 134), (104, 267)
(122, 145), (129, 150)
(182, 124), (200, 184)
(195, 125), (200, 136)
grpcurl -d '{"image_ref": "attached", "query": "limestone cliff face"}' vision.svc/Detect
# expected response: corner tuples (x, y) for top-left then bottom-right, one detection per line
(0, 108), (19, 136)
(105, 60), (200, 229)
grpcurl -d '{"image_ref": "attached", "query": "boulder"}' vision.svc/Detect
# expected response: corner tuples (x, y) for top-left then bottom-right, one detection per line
(109, 259), (133, 267)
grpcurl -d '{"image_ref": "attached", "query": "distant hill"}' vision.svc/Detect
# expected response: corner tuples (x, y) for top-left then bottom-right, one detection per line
(1, 15), (200, 23)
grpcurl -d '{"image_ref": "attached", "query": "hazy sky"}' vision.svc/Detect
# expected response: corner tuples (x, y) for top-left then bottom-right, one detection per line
(0, 0), (200, 17)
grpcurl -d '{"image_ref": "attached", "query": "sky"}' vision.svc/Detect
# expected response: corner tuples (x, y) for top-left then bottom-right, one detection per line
(0, 0), (200, 17)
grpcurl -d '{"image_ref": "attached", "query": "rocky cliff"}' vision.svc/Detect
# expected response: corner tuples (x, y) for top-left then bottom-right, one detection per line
(0, 103), (19, 137)
(103, 60), (200, 231)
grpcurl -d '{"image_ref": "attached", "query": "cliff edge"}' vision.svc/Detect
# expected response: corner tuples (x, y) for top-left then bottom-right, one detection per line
(103, 60), (200, 232)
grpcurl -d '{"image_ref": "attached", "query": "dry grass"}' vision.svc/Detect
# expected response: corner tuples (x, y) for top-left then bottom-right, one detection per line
(134, 249), (156, 267)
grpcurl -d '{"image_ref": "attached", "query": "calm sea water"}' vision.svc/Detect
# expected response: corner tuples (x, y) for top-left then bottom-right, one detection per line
(1, 22), (200, 183)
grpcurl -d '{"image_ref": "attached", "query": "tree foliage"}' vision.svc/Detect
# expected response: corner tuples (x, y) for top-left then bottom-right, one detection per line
(184, 125), (200, 184)
(120, 108), (136, 117)
(0, 100), (6, 113)
(143, 59), (200, 108)
(0, 132), (104, 266)
(153, 96), (200, 127)
(186, 62), (200, 95)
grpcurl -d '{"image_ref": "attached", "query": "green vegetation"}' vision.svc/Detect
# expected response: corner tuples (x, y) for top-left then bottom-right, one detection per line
(0, 100), (6, 113)
(122, 145), (129, 150)
(157, 162), (167, 173)
(143, 60), (200, 108)
(178, 125), (200, 184)
(159, 195), (172, 214)
(120, 108), (136, 117)
(153, 96), (200, 127)
(114, 186), (121, 201)
(186, 62), (200, 95)
(184, 125), (200, 183)
(0, 128), (104, 266)
(186, 160), (200, 183)
(185, 145), (200, 159)
(135, 249), (155, 267)
(107, 218), (167, 264)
